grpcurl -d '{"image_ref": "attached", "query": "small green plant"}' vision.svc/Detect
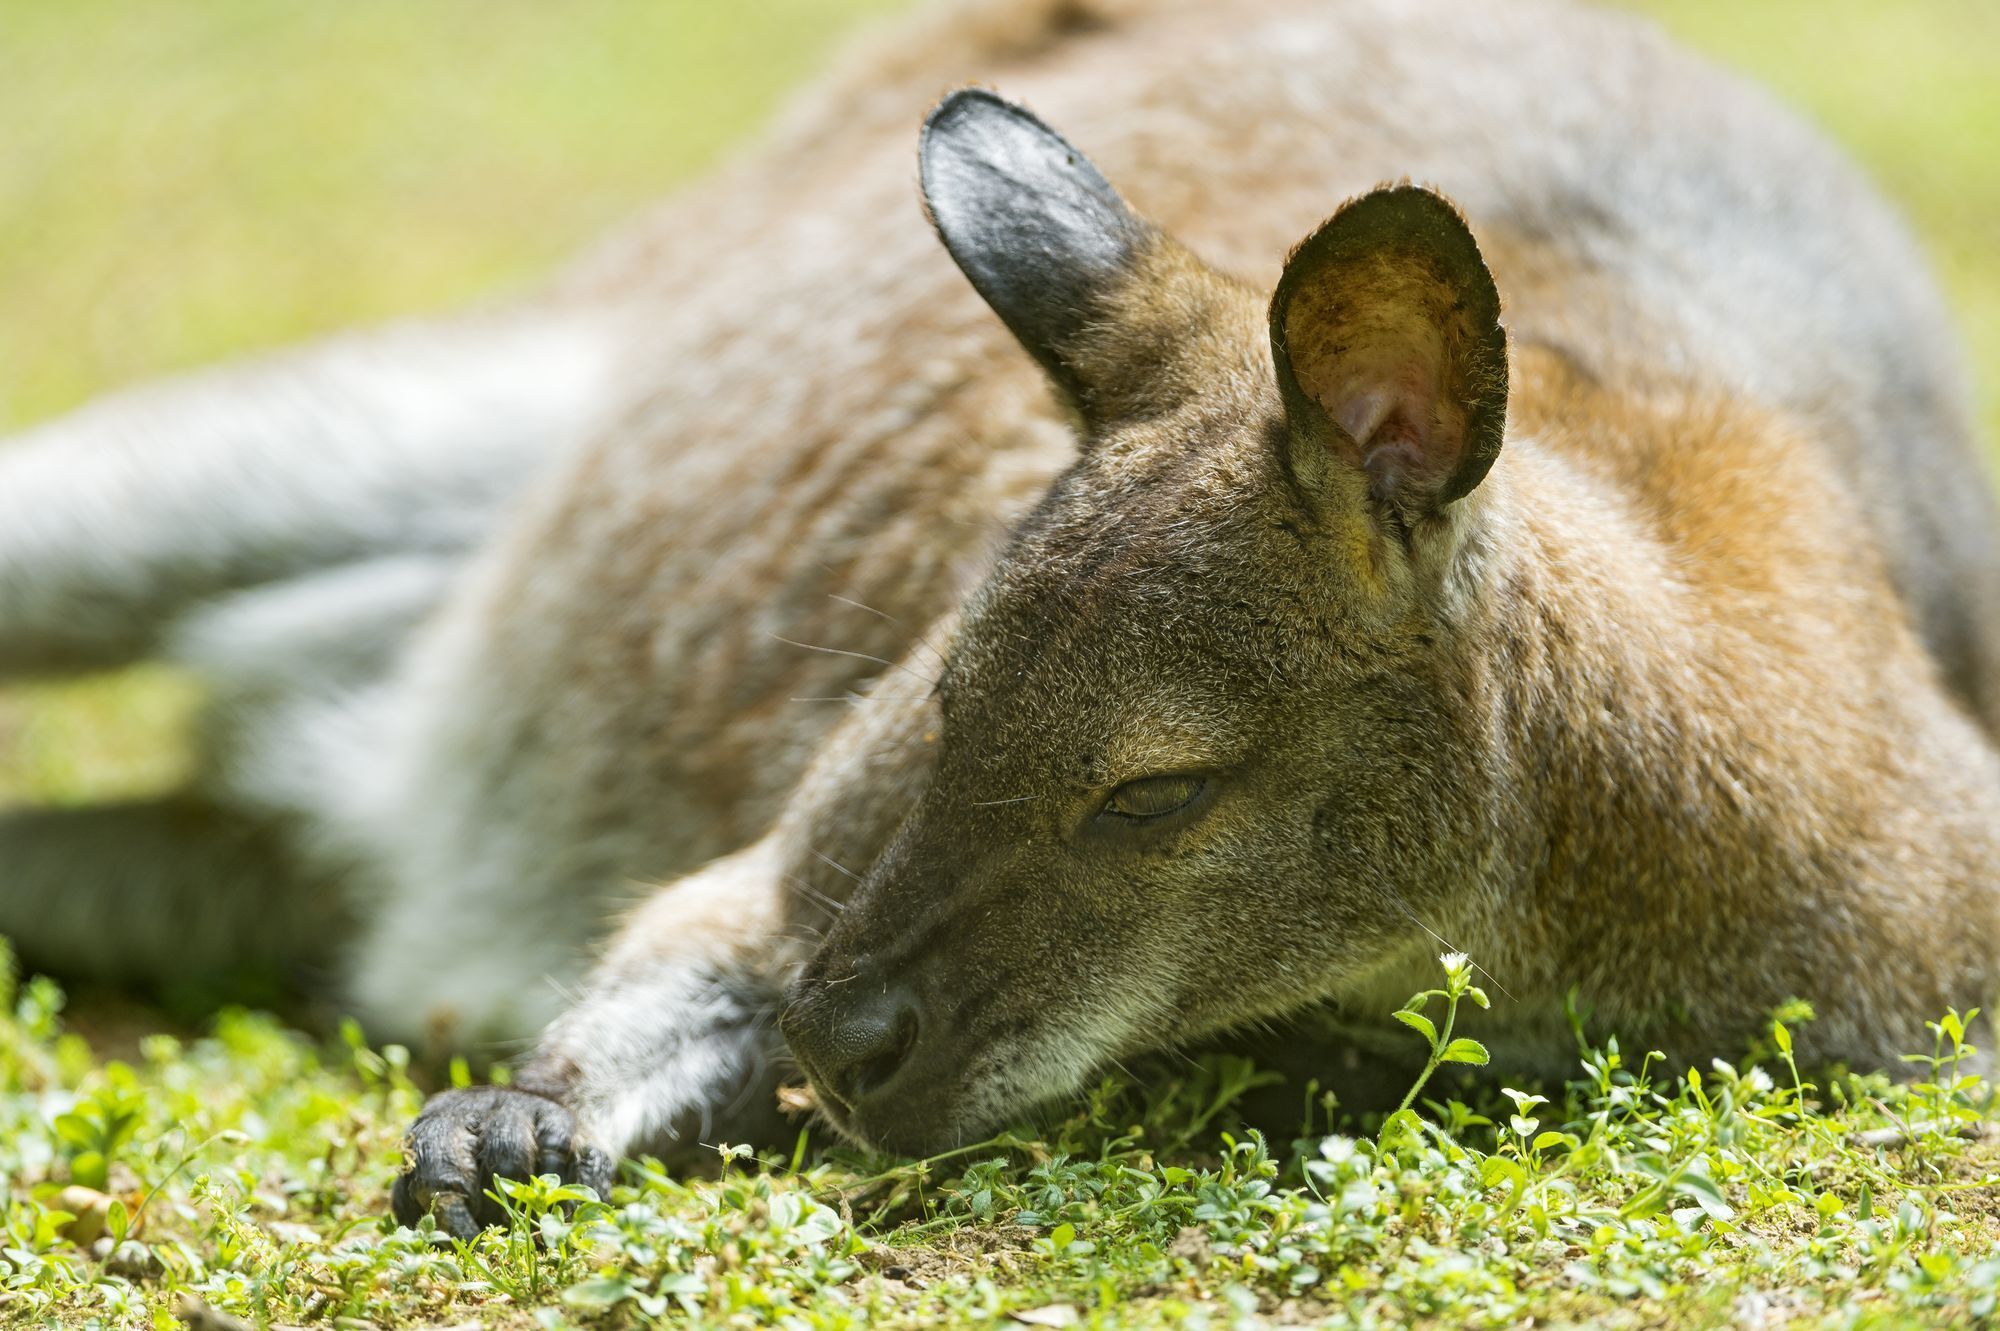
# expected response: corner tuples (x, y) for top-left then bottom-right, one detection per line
(1902, 1005), (1985, 1137)
(49, 1067), (145, 1190)
(1381, 950), (1491, 1141)
(4, 949), (2000, 1328)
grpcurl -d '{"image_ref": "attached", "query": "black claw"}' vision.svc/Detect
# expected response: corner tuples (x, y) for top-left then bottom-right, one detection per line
(390, 1086), (605, 1237)
(389, 1170), (420, 1230)
(434, 1191), (481, 1242)
(576, 1146), (616, 1199)
(477, 1101), (539, 1200)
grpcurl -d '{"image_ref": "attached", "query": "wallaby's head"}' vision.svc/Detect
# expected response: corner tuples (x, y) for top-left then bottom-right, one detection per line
(781, 89), (1510, 1153)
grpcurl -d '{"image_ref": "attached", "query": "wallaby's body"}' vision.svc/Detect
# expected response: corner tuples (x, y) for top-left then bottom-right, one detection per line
(2, 0), (1996, 1226)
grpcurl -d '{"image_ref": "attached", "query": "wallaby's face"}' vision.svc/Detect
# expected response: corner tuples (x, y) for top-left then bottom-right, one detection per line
(782, 91), (1509, 1154)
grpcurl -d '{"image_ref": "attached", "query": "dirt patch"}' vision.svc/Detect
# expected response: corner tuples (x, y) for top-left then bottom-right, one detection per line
(859, 1222), (1036, 1288)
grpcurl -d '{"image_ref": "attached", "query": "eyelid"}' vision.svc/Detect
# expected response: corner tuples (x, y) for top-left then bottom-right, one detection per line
(1099, 773), (1208, 821)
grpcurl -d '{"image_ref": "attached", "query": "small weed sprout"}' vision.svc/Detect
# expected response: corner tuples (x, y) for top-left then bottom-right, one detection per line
(1382, 951), (1491, 1141)
(1901, 1006), (1984, 1137)
(4, 949), (2000, 1326)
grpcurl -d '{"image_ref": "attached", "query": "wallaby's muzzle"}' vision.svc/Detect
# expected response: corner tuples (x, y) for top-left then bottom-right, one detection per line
(781, 962), (966, 1152)
(780, 971), (928, 1127)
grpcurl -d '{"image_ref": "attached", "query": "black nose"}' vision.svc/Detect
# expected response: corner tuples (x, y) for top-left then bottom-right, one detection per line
(786, 982), (923, 1111)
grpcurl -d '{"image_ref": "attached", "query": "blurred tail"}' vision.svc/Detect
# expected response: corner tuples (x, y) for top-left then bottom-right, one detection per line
(0, 307), (628, 680)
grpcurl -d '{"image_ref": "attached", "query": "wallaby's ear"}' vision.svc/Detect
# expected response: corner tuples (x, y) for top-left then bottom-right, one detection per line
(920, 88), (1160, 420)
(1270, 186), (1507, 513)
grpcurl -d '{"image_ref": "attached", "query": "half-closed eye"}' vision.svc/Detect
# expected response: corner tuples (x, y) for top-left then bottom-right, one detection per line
(1100, 774), (1207, 822)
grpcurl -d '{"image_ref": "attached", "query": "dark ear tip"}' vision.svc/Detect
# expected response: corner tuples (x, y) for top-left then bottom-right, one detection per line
(1275, 182), (1501, 326)
(919, 86), (1041, 176)
(922, 86), (1014, 136)
(1284, 181), (1472, 237)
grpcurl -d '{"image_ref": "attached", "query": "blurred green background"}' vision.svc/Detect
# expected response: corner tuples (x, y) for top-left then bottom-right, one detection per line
(1, 0), (1995, 803)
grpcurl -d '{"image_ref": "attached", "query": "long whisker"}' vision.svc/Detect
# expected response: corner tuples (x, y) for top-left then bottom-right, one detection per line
(824, 592), (952, 673)
(827, 592), (897, 623)
(1383, 889), (1517, 1003)
(769, 633), (938, 688)
(783, 871), (849, 917)
(809, 849), (864, 883)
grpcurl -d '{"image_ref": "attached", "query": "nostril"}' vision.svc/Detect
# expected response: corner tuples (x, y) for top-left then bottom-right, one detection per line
(808, 986), (923, 1110)
(846, 1004), (919, 1101)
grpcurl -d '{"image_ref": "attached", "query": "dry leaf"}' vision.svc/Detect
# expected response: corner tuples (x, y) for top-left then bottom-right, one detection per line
(174, 1294), (254, 1331)
(52, 1185), (115, 1246)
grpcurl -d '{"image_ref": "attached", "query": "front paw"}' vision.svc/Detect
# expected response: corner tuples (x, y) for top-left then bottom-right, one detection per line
(390, 1086), (613, 1239)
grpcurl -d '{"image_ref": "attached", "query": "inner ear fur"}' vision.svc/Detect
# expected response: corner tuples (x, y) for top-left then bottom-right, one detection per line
(1270, 185), (1508, 511)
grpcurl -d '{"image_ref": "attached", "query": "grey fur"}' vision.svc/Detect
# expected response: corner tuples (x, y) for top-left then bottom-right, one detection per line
(0, 310), (629, 678)
(0, 0), (1992, 1196)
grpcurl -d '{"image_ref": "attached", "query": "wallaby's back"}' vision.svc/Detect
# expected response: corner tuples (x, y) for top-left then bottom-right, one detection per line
(6, 0), (1990, 1049)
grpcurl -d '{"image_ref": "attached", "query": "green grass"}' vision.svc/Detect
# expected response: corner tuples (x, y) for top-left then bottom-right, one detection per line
(3, 3), (1999, 1328)
(0, 0), (906, 433)
(5, 947), (1998, 1328)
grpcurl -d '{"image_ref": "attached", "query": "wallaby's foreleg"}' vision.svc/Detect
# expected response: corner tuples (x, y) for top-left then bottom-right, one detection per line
(0, 797), (341, 992)
(0, 309), (628, 680)
(389, 656), (944, 1235)
(526, 850), (798, 1163)
(392, 841), (797, 1236)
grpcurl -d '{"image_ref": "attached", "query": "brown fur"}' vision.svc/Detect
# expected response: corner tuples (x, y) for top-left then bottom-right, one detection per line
(327, 0), (1999, 1173)
(13, 0), (1995, 1220)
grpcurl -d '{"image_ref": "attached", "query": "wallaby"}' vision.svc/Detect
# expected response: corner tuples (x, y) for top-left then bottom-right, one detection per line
(1, 0), (1994, 1237)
